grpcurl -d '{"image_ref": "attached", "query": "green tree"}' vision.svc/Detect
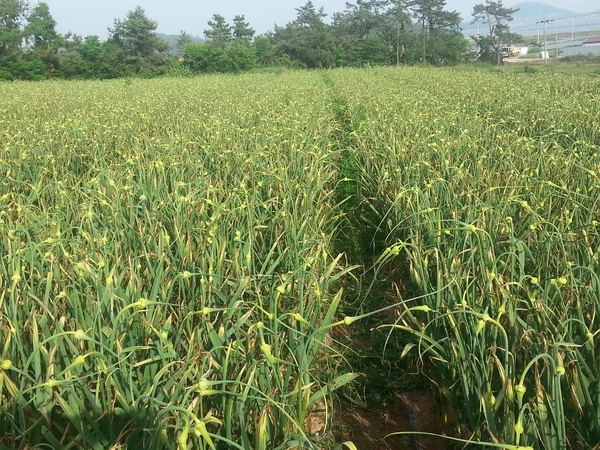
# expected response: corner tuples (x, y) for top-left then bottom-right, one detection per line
(0, 0), (27, 58)
(334, 0), (467, 66)
(294, 1), (327, 28)
(253, 35), (279, 65)
(272, 2), (339, 68)
(472, 0), (518, 65)
(175, 30), (192, 56)
(408, 0), (461, 63)
(471, 34), (494, 63)
(93, 39), (129, 78)
(183, 43), (222, 72)
(429, 28), (468, 64)
(232, 15), (254, 46)
(204, 14), (231, 50)
(384, 0), (413, 65)
(332, 4), (379, 39)
(222, 44), (256, 72)
(331, 1), (397, 66)
(20, 2), (60, 74)
(183, 41), (256, 73)
(24, 2), (57, 49)
(78, 35), (103, 61)
(109, 6), (170, 73)
(0, 0), (50, 79)
(59, 35), (128, 79)
(350, 36), (391, 65)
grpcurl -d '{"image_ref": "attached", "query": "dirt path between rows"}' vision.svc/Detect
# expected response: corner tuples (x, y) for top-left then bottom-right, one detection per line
(336, 390), (452, 450)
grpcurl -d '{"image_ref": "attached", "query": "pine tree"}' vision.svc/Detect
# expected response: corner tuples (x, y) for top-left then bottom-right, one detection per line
(204, 14), (232, 50)
(472, 0), (518, 65)
(232, 15), (255, 46)
(109, 6), (170, 72)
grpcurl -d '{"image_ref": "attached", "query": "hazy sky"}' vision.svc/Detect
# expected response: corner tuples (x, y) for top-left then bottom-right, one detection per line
(41, 0), (596, 38)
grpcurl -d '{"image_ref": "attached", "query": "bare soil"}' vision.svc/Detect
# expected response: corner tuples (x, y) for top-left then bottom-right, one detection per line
(334, 390), (451, 450)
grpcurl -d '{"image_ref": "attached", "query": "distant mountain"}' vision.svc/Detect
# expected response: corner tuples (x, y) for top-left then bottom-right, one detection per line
(509, 2), (577, 21)
(155, 33), (206, 55)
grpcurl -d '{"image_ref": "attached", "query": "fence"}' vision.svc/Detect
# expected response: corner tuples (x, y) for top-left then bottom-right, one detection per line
(561, 44), (600, 56)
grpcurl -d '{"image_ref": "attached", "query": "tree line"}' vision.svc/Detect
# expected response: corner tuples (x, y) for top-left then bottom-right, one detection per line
(0, 0), (518, 80)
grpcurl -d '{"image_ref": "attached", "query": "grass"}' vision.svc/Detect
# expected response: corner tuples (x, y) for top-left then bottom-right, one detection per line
(1, 65), (599, 449)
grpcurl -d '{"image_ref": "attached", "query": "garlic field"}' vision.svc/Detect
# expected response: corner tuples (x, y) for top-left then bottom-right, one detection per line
(0, 68), (599, 449)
